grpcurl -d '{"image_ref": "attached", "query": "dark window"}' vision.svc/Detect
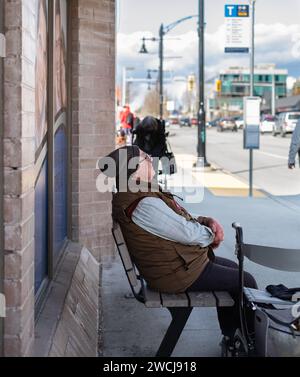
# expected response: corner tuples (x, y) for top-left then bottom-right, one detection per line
(34, 0), (69, 299)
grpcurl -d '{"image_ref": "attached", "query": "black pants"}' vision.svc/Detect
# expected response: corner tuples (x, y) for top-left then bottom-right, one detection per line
(186, 256), (258, 338)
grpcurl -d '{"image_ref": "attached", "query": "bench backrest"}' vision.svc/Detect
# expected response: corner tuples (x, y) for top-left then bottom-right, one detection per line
(233, 223), (300, 272)
(241, 243), (300, 272)
(112, 221), (139, 288)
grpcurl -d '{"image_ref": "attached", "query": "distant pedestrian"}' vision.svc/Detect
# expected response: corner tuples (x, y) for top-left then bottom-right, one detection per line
(288, 119), (300, 169)
(120, 105), (134, 136)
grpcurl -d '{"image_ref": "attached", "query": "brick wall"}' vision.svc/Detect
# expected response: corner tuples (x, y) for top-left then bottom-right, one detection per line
(2, 0), (116, 357)
(71, 0), (115, 262)
(3, 0), (36, 356)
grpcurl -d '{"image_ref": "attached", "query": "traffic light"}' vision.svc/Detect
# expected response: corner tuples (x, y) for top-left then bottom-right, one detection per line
(216, 79), (222, 93)
(187, 75), (196, 92)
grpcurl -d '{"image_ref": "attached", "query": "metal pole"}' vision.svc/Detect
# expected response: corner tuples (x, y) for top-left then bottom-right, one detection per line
(249, 0), (256, 197)
(197, 0), (209, 166)
(122, 67), (126, 106)
(271, 73), (276, 116)
(159, 24), (164, 119)
(0, 0), (4, 358)
(250, 2), (255, 97)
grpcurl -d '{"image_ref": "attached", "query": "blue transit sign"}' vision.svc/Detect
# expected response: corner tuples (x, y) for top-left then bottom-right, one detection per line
(224, 4), (250, 53)
(244, 125), (260, 149)
(225, 5), (249, 18)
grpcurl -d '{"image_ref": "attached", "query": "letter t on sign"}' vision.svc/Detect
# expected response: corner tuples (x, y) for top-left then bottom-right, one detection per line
(0, 33), (6, 58)
(226, 6), (235, 17)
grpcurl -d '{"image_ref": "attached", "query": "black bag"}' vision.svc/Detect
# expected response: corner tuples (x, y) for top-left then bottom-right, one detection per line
(160, 141), (177, 175)
(255, 307), (300, 357)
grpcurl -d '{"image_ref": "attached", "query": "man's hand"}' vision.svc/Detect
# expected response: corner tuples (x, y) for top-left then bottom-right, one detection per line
(197, 216), (224, 249)
(288, 163), (295, 169)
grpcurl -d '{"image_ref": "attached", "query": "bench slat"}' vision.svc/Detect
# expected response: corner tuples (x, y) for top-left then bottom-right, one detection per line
(186, 291), (217, 307)
(143, 287), (162, 308)
(161, 293), (189, 307)
(213, 291), (234, 307)
(113, 225), (139, 288)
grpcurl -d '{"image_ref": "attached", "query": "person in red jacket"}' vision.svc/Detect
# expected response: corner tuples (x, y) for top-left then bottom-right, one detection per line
(120, 105), (134, 136)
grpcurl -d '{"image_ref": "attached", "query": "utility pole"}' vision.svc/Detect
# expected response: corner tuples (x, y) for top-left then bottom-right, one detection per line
(159, 24), (164, 119)
(249, 0), (256, 197)
(249, 2), (255, 97)
(122, 67), (135, 106)
(271, 72), (276, 116)
(140, 16), (197, 119)
(122, 67), (127, 106)
(197, 0), (209, 166)
(0, 0), (4, 358)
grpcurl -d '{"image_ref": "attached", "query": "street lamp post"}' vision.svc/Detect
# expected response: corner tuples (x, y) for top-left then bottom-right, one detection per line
(146, 69), (158, 91)
(249, 0), (256, 197)
(122, 66), (135, 106)
(159, 24), (164, 118)
(140, 16), (197, 119)
(197, 0), (209, 166)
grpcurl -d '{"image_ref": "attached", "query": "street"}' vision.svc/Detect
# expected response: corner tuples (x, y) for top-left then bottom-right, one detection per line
(169, 126), (300, 197)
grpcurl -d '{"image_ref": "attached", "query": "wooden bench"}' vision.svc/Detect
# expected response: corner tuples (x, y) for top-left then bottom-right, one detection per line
(112, 221), (234, 357)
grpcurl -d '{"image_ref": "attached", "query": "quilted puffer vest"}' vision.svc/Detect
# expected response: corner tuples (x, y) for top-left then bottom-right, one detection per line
(112, 182), (210, 293)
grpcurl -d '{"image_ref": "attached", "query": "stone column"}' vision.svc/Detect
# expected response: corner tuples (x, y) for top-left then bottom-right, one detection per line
(3, 0), (36, 356)
(71, 0), (115, 261)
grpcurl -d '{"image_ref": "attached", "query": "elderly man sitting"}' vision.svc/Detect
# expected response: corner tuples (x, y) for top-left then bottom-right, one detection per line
(99, 144), (257, 349)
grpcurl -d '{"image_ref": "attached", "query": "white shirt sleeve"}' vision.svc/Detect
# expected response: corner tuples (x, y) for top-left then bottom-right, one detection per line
(131, 197), (214, 247)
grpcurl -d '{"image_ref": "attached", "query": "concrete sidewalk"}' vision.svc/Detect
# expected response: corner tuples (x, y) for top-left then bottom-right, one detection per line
(101, 164), (300, 357)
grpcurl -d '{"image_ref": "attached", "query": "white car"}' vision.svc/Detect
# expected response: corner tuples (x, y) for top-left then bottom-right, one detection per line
(235, 117), (244, 129)
(273, 112), (300, 137)
(260, 115), (276, 134)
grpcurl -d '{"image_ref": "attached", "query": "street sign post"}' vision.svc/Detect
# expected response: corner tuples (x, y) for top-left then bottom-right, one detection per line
(224, 4), (250, 53)
(243, 96), (261, 196)
(166, 101), (175, 112)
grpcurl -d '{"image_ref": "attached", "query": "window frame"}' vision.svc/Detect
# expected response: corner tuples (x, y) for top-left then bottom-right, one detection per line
(35, 0), (72, 312)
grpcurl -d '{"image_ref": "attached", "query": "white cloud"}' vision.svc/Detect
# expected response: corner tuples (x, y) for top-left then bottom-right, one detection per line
(287, 76), (297, 91)
(117, 23), (300, 105)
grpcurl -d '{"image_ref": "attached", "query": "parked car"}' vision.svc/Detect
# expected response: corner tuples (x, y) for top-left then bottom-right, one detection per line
(217, 117), (238, 132)
(272, 112), (300, 137)
(180, 117), (191, 127)
(169, 116), (179, 125)
(208, 117), (221, 128)
(234, 116), (244, 130)
(260, 114), (276, 134)
(190, 117), (198, 126)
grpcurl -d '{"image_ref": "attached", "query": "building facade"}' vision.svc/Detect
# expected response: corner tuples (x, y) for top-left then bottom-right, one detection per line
(208, 64), (288, 118)
(0, 0), (115, 356)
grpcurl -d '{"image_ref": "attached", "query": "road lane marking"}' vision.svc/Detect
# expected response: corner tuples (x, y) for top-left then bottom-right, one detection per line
(257, 151), (287, 160)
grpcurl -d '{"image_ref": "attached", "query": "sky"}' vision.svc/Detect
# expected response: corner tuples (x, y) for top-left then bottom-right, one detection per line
(116, 0), (300, 110)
